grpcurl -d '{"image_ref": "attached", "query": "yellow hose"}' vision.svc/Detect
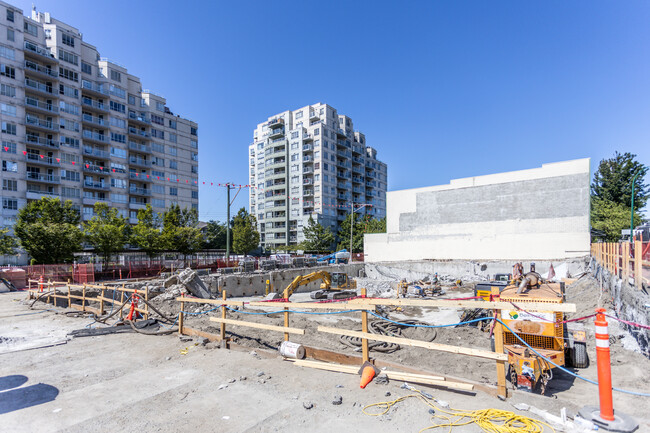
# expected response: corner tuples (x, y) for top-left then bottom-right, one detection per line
(363, 386), (555, 433)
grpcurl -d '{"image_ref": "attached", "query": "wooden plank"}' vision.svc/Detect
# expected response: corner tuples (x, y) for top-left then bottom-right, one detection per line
(351, 298), (577, 313)
(178, 295), (185, 336)
(220, 290), (227, 342)
(209, 317), (305, 335)
(180, 325), (222, 342)
(289, 359), (447, 381)
(303, 346), (365, 366)
(247, 301), (371, 310)
(635, 239), (643, 290)
(492, 287), (508, 398)
(283, 288), (290, 342)
(361, 288), (369, 362)
(175, 297), (245, 307)
(317, 326), (508, 361)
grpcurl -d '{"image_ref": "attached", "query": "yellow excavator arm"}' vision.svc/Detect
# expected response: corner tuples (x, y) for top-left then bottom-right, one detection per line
(283, 271), (332, 298)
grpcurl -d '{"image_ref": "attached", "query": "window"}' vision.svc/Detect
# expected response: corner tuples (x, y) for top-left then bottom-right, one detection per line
(109, 101), (125, 113)
(192, 190), (199, 199)
(60, 136), (80, 148)
(6, 28), (14, 42)
(61, 187), (80, 198)
(2, 160), (17, 172)
(110, 162), (126, 173)
(59, 101), (79, 115)
(110, 132), (126, 143)
(168, 120), (177, 129)
(111, 147), (127, 158)
(152, 198), (165, 208)
(152, 184), (164, 194)
(110, 69), (121, 82)
(61, 153), (79, 164)
(296, 111), (303, 119)
(2, 141), (16, 153)
(191, 140), (198, 149)
(110, 117), (126, 129)
(59, 66), (78, 82)
(128, 94), (136, 105)
(0, 83), (15, 97)
(169, 160), (178, 169)
(111, 193), (127, 204)
(151, 114), (164, 125)
(24, 22), (38, 37)
(111, 178), (126, 189)
(59, 84), (78, 98)
(2, 198), (17, 210)
(6, 9), (14, 22)
(0, 64), (15, 79)
(314, 129), (320, 136)
(1, 103), (16, 116)
(191, 127), (198, 136)
(60, 119), (79, 132)
(2, 179), (17, 191)
(156, 102), (164, 111)
(168, 134), (178, 145)
(109, 84), (125, 98)
(168, 146), (177, 156)
(0, 45), (15, 60)
(62, 33), (75, 47)
(61, 170), (80, 182)
(152, 157), (165, 166)
(152, 170), (164, 178)
(152, 142), (164, 153)
(58, 48), (78, 65)
(191, 152), (198, 162)
(191, 165), (198, 174)
(151, 128), (164, 139)
(169, 187), (178, 196)
(81, 62), (92, 75)
(1, 122), (16, 135)
(291, 131), (299, 139)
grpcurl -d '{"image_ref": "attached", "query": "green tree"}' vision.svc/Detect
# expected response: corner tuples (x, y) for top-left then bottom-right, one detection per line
(0, 228), (17, 256)
(337, 214), (386, 253)
(591, 153), (648, 241)
(162, 204), (203, 259)
(204, 220), (229, 249)
(84, 203), (129, 266)
(14, 197), (83, 264)
(130, 204), (165, 259)
(232, 208), (260, 255)
(300, 216), (335, 252)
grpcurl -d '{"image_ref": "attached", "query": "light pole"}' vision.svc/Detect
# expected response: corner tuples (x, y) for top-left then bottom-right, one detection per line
(630, 170), (642, 242)
(349, 203), (371, 262)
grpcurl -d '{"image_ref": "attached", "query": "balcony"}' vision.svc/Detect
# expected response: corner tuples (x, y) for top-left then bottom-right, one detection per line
(24, 97), (58, 115)
(81, 98), (109, 112)
(24, 41), (57, 62)
(303, 156), (312, 163)
(24, 60), (59, 79)
(26, 190), (58, 200)
(352, 176), (364, 184)
(128, 127), (150, 138)
(267, 118), (284, 127)
(25, 154), (60, 167)
(82, 163), (110, 174)
(24, 78), (54, 96)
(129, 187), (151, 196)
(352, 145), (364, 155)
(82, 130), (108, 144)
(366, 171), (376, 179)
(83, 181), (110, 191)
(303, 178), (313, 185)
(82, 113), (105, 127)
(128, 112), (151, 125)
(129, 157), (151, 167)
(302, 144), (313, 152)
(337, 193), (349, 200)
(25, 134), (59, 150)
(25, 115), (59, 132)
(303, 134), (313, 143)
(269, 127), (284, 139)
(304, 189), (314, 196)
(128, 141), (151, 153)
(352, 166), (364, 175)
(82, 196), (109, 206)
(366, 181), (376, 188)
(26, 172), (60, 184)
(129, 202), (147, 210)
(81, 80), (108, 97)
(129, 172), (152, 182)
(336, 129), (347, 138)
(303, 167), (313, 174)
(83, 146), (109, 159)
(309, 111), (319, 121)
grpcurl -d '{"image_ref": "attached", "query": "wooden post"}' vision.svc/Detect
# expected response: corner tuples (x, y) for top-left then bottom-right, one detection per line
(145, 287), (149, 320)
(100, 285), (105, 316)
(220, 290), (227, 342)
(635, 238), (643, 290)
(283, 287), (290, 342)
(178, 293), (185, 336)
(361, 287), (369, 363)
(67, 282), (71, 308)
(492, 286), (508, 398)
(120, 284), (125, 320)
(82, 284), (86, 312)
(47, 279), (51, 305)
(623, 242), (630, 283)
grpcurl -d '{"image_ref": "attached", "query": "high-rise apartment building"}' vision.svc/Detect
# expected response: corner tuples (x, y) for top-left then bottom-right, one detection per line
(249, 103), (387, 251)
(0, 2), (199, 234)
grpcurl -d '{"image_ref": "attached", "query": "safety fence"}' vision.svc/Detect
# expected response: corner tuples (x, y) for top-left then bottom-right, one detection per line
(591, 240), (649, 290)
(175, 287), (576, 398)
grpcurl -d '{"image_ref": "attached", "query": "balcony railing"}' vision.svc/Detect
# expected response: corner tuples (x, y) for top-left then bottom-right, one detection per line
(26, 173), (60, 183)
(128, 141), (151, 153)
(25, 115), (59, 131)
(83, 146), (109, 158)
(24, 60), (58, 78)
(128, 127), (149, 138)
(25, 154), (60, 166)
(129, 157), (151, 167)
(24, 78), (53, 94)
(24, 41), (56, 60)
(129, 187), (151, 196)
(83, 181), (109, 190)
(83, 163), (110, 174)
(82, 113), (105, 126)
(81, 80), (108, 95)
(82, 130), (108, 143)
(26, 134), (59, 149)
(128, 112), (151, 124)
(82, 98), (107, 111)
(25, 97), (58, 113)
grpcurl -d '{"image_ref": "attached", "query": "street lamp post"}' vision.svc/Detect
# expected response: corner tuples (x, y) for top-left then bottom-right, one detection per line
(349, 203), (371, 262)
(630, 171), (642, 243)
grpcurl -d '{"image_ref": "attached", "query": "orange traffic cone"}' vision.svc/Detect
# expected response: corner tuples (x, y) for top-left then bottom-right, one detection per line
(358, 361), (379, 389)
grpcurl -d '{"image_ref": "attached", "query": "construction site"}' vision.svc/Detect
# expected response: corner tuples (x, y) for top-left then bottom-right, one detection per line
(1, 160), (649, 432)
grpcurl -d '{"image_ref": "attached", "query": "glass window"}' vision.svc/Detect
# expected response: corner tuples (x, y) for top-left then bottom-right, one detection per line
(24, 22), (38, 37)
(0, 83), (16, 97)
(110, 69), (121, 82)
(6, 9), (14, 22)
(81, 62), (92, 75)
(169, 187), (178, 196)
(6, 28), (14, 42)
(62, 33), (75, 47)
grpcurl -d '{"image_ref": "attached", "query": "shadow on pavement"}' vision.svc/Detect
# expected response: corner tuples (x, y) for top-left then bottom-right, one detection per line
(0, 374), (28, 392)
(0, 383), (59, 414)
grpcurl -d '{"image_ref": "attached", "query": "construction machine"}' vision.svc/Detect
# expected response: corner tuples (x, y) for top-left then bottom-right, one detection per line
(266, 270), (357, 300)
(494, 264), (588, 394)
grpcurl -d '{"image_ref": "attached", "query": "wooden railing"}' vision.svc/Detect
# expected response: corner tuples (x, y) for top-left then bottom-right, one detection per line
(591, 240), (649, 290)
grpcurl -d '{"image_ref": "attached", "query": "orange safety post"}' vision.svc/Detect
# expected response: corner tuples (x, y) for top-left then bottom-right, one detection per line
(39, 275), (44, 293)
(126, 289), (139, 321)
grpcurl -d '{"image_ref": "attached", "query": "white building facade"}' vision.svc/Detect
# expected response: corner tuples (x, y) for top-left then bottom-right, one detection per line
(249, 103), (387, 251)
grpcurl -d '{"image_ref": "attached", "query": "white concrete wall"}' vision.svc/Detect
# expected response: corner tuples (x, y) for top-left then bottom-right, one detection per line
(365, 158), (591, 262)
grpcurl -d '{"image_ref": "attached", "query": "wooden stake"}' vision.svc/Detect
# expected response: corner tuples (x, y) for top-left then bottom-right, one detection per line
(100, 285), (105, 316)
(220, 290), (227, 341)
(82, 284), (86, 312)
(492, 287), (508, 398)
(635, 238), (643, 290)
(145, 286), (149, 320)
(361, 287), (369, 362)
(67, 283), (71, 308)
(623, 242), (630, 283)
(283, 287), (290, 342)
(179, 293), (185, 336)
(210, 317), (305, 335)
(120, 284), (125, 320)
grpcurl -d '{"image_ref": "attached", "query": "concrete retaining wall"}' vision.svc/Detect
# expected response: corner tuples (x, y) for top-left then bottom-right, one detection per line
(206, 264), (364, 297)
(365, 158), (591, 262)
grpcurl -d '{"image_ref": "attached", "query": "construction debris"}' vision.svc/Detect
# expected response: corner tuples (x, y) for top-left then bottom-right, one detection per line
(177, 268), (211, 299)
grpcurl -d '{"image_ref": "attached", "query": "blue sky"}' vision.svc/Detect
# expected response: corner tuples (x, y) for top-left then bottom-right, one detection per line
(14, 1), (650, 220)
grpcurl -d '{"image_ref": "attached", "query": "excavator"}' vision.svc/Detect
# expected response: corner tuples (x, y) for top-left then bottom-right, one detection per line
(265, 270), (357, 300)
